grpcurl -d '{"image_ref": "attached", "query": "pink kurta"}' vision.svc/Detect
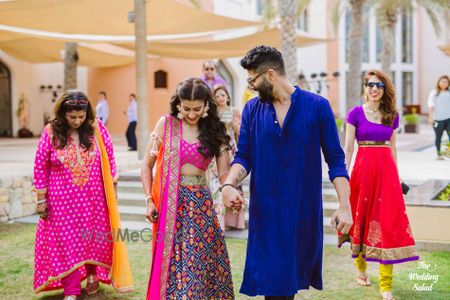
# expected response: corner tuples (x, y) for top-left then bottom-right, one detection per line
(33, 120), (117, 293)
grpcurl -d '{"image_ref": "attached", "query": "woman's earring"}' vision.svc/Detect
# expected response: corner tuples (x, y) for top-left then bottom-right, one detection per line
(202, 102), (209, 118)
(177, 105), (183, 120)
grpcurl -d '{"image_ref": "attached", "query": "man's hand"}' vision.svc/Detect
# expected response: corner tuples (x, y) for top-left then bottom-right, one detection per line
(222, 185), (244, 213)
(330, 205), (353, 235)
(428, 117), (434, 126)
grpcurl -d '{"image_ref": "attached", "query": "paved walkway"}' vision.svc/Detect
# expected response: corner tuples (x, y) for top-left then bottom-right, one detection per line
(2, 123), (448, 181)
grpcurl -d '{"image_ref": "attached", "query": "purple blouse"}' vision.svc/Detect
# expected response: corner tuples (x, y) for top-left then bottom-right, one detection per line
(347, 106), (399, 142)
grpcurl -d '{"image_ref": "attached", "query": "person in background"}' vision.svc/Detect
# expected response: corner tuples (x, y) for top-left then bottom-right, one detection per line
(241, 87), (256, 105)
(200, 60), (226, 91)
(342, 70), (418, 300)
(95, 91), (109, 125)
(427, 75), (450, 160)
(206, 85), (245, 230)
(125, 93), (138, 151)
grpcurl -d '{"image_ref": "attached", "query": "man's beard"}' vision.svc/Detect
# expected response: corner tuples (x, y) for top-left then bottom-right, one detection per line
(255, 79), (274, 103)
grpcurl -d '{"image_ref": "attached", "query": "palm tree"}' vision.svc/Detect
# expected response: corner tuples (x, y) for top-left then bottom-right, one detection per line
(278, 0), (299, 83)
(63, 42), (78, 90)
(332, 0), (368, 112)
(134, 0), (148, 159)
(374, 0), (450, 75)
(262, 0), (311, 83)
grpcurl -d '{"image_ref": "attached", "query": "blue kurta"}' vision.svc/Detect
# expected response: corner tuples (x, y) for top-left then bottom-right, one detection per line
(232, 87), (348, 296)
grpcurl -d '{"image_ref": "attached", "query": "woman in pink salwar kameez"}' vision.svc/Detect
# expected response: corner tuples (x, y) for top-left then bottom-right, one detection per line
(33, 90), (133, 300)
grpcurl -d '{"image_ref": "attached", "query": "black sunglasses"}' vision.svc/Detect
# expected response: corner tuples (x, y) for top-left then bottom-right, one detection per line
(365, 82), (385, 89)
(204, 67), (215, 71)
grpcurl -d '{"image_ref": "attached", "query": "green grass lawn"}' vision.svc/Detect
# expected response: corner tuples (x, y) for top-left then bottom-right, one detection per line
(0, 223), (449, 299)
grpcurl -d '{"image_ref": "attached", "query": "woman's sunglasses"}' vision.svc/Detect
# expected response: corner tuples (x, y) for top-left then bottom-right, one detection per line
(365, 82), (385, 89)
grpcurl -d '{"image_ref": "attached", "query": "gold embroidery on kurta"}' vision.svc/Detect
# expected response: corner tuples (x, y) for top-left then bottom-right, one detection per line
(367, 220), (382, 246)
(56, 136), (96, 187)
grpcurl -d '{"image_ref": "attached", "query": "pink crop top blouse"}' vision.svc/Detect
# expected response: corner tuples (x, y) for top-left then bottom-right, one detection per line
(180, 139), (212, 170)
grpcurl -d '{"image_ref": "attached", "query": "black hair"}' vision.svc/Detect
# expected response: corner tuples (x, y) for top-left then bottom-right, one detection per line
(240, 45), (286, 75)
(50, 90), (95, 150)
(170, 77), (230, 158)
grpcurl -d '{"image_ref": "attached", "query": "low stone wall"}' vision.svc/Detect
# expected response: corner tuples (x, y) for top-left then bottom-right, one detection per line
(0, 176), (37, 222)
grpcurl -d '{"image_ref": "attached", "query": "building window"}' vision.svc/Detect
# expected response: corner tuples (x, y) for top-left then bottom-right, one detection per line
(296, 9), (308, 32)
(401, 11), (413, 63)
(154, 70), (167, 88)
(256, 0), (262, 16)
(402, 72), (413, 105)
(345, 8), (369, 63)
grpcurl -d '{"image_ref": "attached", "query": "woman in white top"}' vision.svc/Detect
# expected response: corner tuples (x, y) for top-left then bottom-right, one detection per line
(427, 75), (450, 160)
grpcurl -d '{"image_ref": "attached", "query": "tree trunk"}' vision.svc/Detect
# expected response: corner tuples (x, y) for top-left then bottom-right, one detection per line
(346, 0), (365, 112)
(134, 0), (149, 160)
(380, 12), (396, 76)
(278, 0), (298, 84)
(64, 42), (78, 90)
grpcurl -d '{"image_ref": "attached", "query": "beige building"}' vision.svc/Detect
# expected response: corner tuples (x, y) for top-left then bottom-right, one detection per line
(1, 0), (449, 137)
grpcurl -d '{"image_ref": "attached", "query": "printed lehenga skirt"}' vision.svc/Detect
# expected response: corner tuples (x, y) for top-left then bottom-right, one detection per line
(150, 175), (234, 299)
(339, 146), (419, 264)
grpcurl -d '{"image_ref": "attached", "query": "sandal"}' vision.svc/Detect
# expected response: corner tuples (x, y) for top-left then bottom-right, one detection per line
(85, 274), (100, 295)
(381, 291), (395, 300)
(356, 274), (372, 286)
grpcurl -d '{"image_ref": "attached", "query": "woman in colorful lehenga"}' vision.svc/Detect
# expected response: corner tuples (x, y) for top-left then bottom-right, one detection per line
(340, 70), (419, 300)
(206, 85), (246, 230)
(142, 78), (239, 299)
(33, 90), (133, 300)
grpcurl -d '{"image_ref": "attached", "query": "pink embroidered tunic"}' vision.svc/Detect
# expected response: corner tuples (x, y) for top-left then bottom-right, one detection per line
(33, 120), (116, 292)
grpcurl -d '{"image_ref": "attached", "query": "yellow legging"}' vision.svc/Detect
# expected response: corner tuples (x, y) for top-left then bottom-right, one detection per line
(355, 252), (393, 292)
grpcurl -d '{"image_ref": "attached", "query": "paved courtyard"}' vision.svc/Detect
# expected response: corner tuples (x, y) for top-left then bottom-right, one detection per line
(1, 123), (448, 182)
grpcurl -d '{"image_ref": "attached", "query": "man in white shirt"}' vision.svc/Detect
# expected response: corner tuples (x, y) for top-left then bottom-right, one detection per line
(125, 93), (138, 151)
(96, 91), (109, 125)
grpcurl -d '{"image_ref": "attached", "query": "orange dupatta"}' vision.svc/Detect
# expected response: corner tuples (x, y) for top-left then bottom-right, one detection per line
(95, 127), (134, 292)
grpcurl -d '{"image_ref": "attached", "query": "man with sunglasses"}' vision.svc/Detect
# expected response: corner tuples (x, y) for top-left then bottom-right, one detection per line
(221, 45), (353, 299)
(200, 60), (226, 91)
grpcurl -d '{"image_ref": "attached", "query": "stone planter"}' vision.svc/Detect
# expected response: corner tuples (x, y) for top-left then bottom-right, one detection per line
(404, 123), (418, 133)
(405, 179), (450, 251)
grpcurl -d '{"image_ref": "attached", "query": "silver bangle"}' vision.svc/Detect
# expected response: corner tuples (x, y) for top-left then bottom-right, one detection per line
(37, 199), (47, 204)
(145, 195), (153, 204)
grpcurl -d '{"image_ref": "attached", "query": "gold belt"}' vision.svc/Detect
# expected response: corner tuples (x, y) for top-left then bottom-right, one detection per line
(180, 175), (207, 186)
(358, 141), (390, 146)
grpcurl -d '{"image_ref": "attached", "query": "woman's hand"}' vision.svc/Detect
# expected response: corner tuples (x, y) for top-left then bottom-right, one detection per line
(145, 201), (159, 223)
(37, 202), (48, 220)
(222, 185), (244, 213)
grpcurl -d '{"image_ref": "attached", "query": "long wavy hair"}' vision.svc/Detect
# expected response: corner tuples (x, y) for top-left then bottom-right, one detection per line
(435, 75), (450, 96)
(170, 78), (230, 158)
(50, 90), (96, 150)
(363, 69), (397, 127)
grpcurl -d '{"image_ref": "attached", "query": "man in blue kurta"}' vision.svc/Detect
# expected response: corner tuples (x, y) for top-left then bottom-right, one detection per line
(221, 46), (353, 299)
